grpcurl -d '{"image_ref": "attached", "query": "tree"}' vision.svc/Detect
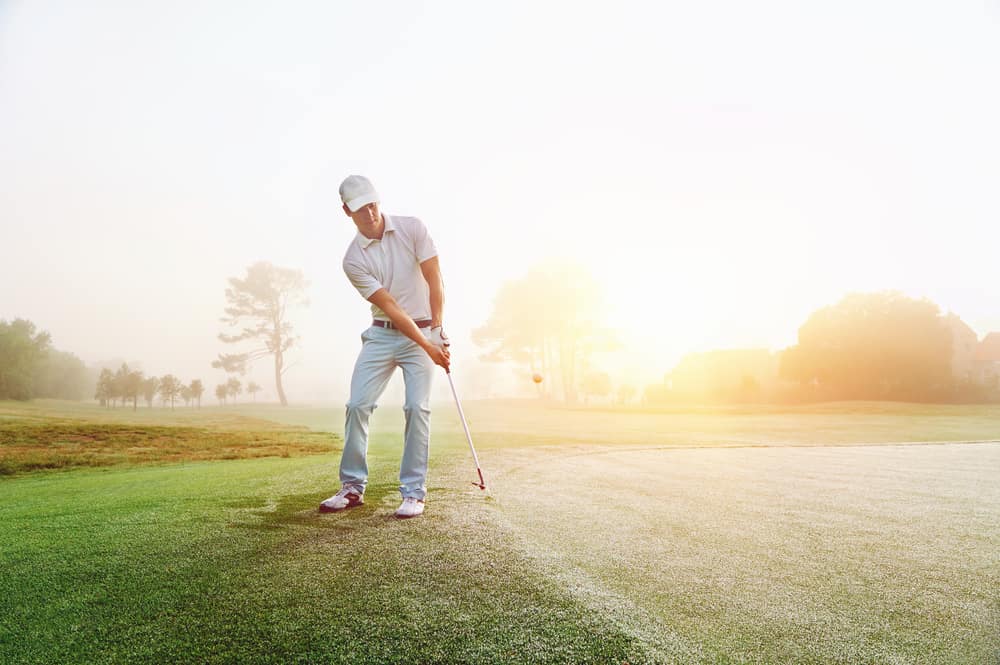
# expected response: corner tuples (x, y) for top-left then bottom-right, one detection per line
(214, 261), (308, 406)
(669, 349), (776, 403)
(779, 291), (953, 401)
(581, 370), (612, 405)
(114, 363), (143, 411)
(189, 379), (204, 408)
(246, 381), (261, 402)
(215, 383), (228, 406)
(141, 376), (160, 408)
(226, 377), (242, 404)
(95, 368), (115, 407)
(473, 262), (617, 403)
(107, 370), (123, 407)
(0, 319), (52, 400)
(158, 374), (182, 410)
(643, 381), (672, 406)
(616, 383), (636, 406)
(35, 350), (89, 400)
(125, 366), (143, 411)
(180, 385), (193, 407)
(0, 319), (92, 401)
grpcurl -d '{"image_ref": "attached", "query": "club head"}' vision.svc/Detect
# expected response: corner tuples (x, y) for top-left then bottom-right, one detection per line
(471, 481), (486, 491)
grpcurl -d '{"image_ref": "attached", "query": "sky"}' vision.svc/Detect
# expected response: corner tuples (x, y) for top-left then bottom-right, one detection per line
(1, 1), (998, 402)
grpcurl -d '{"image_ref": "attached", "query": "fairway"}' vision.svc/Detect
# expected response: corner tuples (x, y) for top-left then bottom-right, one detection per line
(1, 401), (998, 664)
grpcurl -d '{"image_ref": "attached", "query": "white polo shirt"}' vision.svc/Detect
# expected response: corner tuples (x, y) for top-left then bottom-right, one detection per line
(342, 214), (438, 322)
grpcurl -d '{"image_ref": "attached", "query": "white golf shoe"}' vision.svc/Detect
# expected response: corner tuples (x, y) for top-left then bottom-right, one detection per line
(318, 488), (364, 513)
(395, 497), (425, 518)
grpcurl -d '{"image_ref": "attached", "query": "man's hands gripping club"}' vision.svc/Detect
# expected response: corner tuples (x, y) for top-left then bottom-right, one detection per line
(428, 326), (449, 349)
(424, 332), (451, 371)
(427, 325), (451, 371)
(367, 289), (450, 372)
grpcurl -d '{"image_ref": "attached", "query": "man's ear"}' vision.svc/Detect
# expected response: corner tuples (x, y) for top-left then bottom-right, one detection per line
(342, 203), (352, 217)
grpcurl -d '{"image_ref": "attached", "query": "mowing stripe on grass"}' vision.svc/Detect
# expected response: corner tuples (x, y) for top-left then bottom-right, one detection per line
(1, 454), (667, 664)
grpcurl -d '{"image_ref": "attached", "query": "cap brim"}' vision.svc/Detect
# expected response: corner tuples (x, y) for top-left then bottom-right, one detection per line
(344, 193), (379, 213)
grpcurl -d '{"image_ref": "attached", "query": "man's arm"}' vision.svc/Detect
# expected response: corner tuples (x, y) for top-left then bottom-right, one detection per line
(368, 288), (450, 371)
(419, 256), (444, 328)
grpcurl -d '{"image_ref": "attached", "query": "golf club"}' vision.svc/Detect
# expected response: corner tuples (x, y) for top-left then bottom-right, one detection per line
(445, 368), (486, 490)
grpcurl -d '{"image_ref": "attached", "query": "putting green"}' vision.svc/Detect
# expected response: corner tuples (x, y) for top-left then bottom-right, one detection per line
(488, 442), (1000, 663)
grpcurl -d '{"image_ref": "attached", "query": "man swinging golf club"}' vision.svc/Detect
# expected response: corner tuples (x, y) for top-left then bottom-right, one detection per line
(319, 175), (450, 518)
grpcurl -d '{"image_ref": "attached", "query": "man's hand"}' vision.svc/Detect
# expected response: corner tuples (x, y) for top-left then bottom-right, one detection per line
(427, 326), (451, 371)
(429, 326), (449, 348)
(425, 342), (450, 372)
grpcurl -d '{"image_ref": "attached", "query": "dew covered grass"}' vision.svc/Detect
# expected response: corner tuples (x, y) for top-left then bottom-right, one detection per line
(488, 443), (1000, 664)
(1, 399), (998, 663)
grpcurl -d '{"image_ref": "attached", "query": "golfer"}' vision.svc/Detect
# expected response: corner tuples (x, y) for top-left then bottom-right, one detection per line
(320, 175), (450, 518)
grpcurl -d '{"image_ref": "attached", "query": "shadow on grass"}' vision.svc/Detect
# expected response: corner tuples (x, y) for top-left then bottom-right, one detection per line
(229, 482), (408, 532)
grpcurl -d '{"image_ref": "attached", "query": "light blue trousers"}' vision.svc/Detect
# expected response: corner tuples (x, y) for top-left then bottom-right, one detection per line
(340, 325), (434, 500)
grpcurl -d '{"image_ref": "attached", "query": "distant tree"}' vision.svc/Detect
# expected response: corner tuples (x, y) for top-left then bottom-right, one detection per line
(668, 349), (776, 403)
(95, 368), (115, 407)
(215, 383), (228, 406)
(180, 385), (193, 407)
(112, 363), (143, 411)
(105, 370), (123, 407)
(34, 350), (89, 400)
(246, 381), (261, 402)
(472, 262), (617, 403)
(189, 379), (204, 409)
(158, 374), (182, 410)
(0, 320), (89, 401)
(125, 370), (144, 411)
(616, 384), (636, 405)
(111, 365), (126, 408)
(737, 374), (761, 402)
(226, 377), (242, 404)
(581, 370), (612, 405)
(643, 381), (672, 406)
(0, 319), (52, 400)
(779, 291), (953, 400)
(141, 376), (160, 408)
(214, 261), (308, 406)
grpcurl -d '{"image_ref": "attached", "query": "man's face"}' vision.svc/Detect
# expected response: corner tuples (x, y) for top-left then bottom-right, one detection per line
(344, 201), (381, 234)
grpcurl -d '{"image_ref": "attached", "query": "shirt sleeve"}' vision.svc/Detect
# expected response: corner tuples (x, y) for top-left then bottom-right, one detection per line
(412, 217), (438, 263)
(343, 258), (383, 300)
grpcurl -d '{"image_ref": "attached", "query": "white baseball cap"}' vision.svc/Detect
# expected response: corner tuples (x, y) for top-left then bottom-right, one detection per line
(339, 175), (380, 213)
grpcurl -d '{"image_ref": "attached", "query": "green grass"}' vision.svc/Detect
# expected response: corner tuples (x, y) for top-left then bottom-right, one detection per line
(1, 399), (998, 663)
(0, 441), (647, 663)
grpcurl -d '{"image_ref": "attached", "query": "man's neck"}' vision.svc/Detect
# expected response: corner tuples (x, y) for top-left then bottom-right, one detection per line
(359, 214), (385, 240)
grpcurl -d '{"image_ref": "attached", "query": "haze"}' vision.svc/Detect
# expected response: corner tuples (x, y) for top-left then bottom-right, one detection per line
(2, 1), (998, 402)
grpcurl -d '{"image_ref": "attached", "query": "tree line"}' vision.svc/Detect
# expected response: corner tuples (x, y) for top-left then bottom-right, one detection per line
(475, 265), (997, 405)
(2, 257), (304, 407)
(94, 365), (203, 410)
(776, 291), (955, 401)
(213, 377), (262, 405)
(649, 291), (994, 404)
(95, 365), (263, 409)
(0, 319), (90, 400)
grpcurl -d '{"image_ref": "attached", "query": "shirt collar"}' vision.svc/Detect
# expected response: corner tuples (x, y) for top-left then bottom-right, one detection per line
(355, 213), (395, 249)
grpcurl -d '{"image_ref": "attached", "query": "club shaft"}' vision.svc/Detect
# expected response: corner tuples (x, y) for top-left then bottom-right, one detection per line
(447, 371), (482, 471)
